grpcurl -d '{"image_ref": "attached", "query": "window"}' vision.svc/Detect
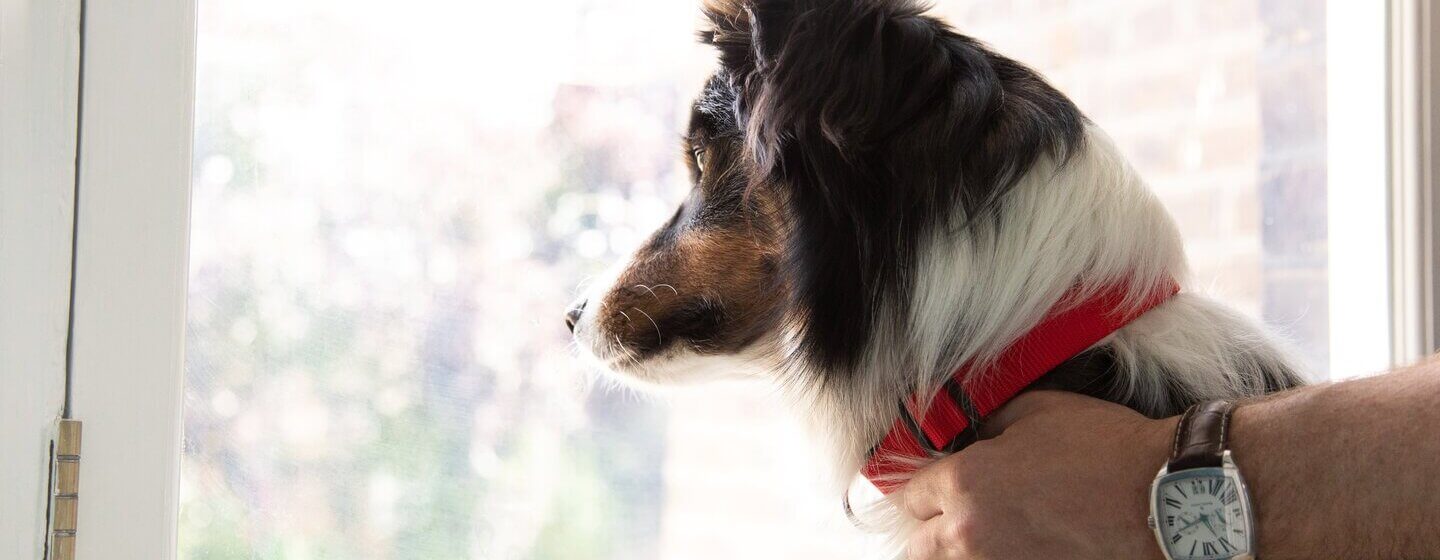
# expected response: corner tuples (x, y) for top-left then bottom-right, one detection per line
(178, 2), (1378, 560)
(944, 2), (1334, 373)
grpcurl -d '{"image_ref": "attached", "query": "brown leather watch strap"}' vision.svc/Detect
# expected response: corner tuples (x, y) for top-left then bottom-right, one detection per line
(1167, 400), (1237, 472)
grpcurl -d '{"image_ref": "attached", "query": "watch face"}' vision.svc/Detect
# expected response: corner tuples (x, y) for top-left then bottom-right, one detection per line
(1152, 468), (1253, 560)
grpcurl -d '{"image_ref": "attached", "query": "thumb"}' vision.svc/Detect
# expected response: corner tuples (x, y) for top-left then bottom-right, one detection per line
(981, 390), (1112, 437)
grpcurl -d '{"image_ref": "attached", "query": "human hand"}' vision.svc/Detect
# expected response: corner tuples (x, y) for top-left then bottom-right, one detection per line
(900, 391), (1179, 560)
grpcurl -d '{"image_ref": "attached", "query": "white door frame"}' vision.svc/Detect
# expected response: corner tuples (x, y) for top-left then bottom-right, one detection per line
(0, 1), (81, 558)
(65, 0), (197, 559)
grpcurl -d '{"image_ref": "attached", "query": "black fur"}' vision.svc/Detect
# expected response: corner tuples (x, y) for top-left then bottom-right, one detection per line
(1035, 344), (1303, 423)
(1030, 347), (1195, 418)
(702, 0), (1088, 377)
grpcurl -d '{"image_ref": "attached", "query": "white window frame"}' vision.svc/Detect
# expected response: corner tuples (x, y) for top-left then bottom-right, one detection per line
(1326, 0), (1440, 378)
(1388, 0), (1440, 366)
(1, 0), (197, 559)
(1327, 0), (1402, 379)
(4, 0), (1437, 558)
(64, 0), (197, 558)
(1, 1), (81, 558)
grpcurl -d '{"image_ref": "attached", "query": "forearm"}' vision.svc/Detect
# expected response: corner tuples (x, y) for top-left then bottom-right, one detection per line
(1231, 361), (1440, 558)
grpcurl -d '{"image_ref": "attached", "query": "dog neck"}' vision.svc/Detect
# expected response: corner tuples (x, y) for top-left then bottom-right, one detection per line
(774, 130), (1192, 495)
(859, 280), (1179, 493)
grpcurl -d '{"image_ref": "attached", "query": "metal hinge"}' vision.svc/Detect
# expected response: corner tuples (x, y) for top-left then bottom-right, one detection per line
(48, 419), (82, 560)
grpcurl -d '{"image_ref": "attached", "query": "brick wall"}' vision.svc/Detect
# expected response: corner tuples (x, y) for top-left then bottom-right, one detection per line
(933, 0), (1329, 372)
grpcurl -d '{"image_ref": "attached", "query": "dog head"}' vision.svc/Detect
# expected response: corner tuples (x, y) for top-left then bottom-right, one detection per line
(569, 0), (1091, 387)
(566, 71), (789, 385)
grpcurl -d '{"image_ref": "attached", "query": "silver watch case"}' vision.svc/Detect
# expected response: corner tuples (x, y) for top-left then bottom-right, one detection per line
(1146, 450), (1256, 560)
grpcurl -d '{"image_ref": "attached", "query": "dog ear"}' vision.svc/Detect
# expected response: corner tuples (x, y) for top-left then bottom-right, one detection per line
(699, 0), (799, 77)
(698, 0), (758, 77)
(701, 0), (1087, 206)
(700, 0), (950, 171)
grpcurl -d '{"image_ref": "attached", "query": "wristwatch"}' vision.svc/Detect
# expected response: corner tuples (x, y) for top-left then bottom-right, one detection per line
(1147, 400), (1256, 560)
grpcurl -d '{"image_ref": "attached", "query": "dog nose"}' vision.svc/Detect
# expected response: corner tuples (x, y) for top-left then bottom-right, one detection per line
(565, 300), (587, 333)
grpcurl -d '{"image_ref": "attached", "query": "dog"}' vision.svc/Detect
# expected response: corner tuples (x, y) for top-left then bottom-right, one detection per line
(566, 0), (1305, 552)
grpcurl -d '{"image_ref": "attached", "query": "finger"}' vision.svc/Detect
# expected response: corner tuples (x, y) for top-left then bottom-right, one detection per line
(906, 514), (950, 560)
(901, 455), (960, 521)
(901, 475), (944, 521)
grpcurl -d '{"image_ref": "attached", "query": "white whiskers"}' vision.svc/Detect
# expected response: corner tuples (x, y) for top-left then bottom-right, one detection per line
(632, 307), (663, 346)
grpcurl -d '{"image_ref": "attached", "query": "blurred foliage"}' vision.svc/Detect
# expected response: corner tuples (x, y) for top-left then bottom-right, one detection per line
(182, 1), (703, 558)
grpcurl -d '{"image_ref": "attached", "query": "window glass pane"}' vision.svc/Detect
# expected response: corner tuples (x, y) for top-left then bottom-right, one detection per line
(183, 1), (1339, 559)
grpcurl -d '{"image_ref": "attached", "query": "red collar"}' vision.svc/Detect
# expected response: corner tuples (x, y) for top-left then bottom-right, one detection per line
(861, 281), (1180, 493)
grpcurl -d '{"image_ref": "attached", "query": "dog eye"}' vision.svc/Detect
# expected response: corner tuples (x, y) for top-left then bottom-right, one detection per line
(692, 148), (706, 174)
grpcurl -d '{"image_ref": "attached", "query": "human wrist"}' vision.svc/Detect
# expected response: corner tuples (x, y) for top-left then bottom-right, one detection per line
(1129, 415), (1181, 560)
(1146, 400), (1265, 560)
(1136, 414), (1181, 479)
(1227, 388), (1322, 557)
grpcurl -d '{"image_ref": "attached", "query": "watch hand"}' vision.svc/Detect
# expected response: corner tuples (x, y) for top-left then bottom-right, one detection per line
(1176, 516), (1205, 534)
(1200, 515), (1221, 538)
